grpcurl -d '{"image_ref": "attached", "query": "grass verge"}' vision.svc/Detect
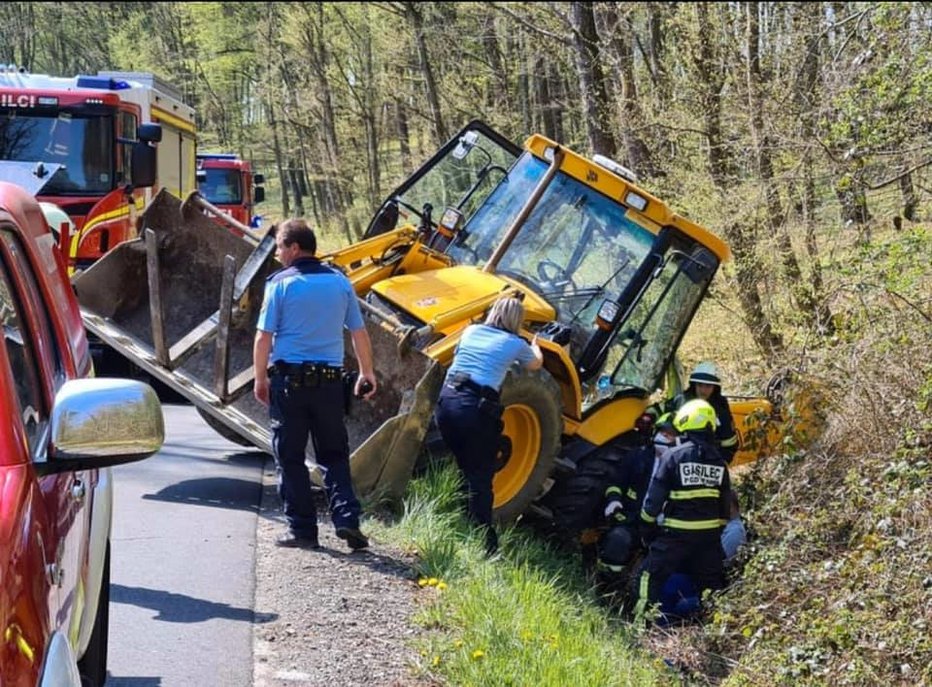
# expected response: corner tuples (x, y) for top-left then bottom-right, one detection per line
(367, 461), (672, 687)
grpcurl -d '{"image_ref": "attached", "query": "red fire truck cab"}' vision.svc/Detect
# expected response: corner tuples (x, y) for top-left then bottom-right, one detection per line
(0, 68), (196, 274)
(196, 153), (265, 228)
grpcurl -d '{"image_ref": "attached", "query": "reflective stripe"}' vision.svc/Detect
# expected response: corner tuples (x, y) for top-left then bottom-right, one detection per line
(663, 517), (726, 530)
(721, 434), (738, 447)
(669, 488), (720, 500)
(626, 488), (638, 500)
(640, 510), (656, 523)
(634, 571), (651, 620)
(605, 486), (623, 497)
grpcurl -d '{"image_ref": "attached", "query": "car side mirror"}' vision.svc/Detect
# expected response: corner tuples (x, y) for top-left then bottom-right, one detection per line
(253, 173), (265, 185)
(47, 378), (164, 470)
(254, 186), (265, 204)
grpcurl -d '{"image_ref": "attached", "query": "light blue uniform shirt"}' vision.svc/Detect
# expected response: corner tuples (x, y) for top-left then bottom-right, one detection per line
(446, 323), (536, 391)
(256, 262), (364, 367)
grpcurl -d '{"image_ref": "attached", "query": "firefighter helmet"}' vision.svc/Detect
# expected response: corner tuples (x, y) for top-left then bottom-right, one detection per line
(673, 399), (718, 434)
(689, 361), (722, 386)
(655, 412), (676, 431)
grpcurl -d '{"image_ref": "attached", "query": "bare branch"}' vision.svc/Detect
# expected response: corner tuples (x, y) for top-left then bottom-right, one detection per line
(491, 3), (571, 45)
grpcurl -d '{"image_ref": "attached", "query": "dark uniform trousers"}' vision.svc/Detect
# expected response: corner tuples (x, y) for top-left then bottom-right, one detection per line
(434, 383), (503, 551)
(269, 370), (361, 538)
(631, 530), (726, 619)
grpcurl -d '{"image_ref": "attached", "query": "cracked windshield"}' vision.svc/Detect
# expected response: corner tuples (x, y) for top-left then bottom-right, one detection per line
(447, 152), (656, 361)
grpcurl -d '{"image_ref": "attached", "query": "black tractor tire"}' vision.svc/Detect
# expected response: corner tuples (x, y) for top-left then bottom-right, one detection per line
(78, 541), (110, 687)
(492, 368), (563, 524)
(544, 446), (630, 533)
(196, 407), (256, 448)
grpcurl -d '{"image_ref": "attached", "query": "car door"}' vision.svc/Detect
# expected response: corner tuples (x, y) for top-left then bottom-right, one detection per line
(0, 227), (91, 646)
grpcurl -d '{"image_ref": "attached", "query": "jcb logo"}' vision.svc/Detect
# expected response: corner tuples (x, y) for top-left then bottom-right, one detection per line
(0, 94), (36, 108)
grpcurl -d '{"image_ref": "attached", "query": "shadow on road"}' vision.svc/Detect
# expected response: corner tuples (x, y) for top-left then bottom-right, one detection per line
(112, 584), (278, 624)
(142, 477), (262, 513)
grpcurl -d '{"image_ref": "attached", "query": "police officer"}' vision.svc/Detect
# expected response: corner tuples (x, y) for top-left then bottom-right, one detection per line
(630, 399), (731, 623)
(680, 361), (739, 463)
(434, 296), (543, 554)
(253, 219), (377, 550)
(596, 413), (678, 594)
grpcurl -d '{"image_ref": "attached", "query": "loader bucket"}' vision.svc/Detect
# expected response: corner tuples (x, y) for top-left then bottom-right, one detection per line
(74, 189), (443, 502)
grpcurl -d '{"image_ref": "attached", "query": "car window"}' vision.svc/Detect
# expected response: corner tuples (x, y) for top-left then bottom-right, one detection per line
(0, 233), (49, 454)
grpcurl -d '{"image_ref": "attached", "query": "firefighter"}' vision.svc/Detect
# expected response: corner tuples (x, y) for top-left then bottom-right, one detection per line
(433, 296), (543, 554)
(629, 398), (731, 623)
(253, 219), (377, 551)
(596, 413), (678, 596)
(681, 361), (740, 463)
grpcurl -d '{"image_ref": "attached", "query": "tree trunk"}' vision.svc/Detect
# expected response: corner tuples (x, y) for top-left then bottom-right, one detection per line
(395, 65), (412, 175)
(693, 3), (783, 358)
(794, 1), (834, 334)
(599, 4), (655, 176)
(404, 2), (447, 146)
(569, 2), (617, 157)
(747, 2), (814, 327)
(899, 169), (918, 221)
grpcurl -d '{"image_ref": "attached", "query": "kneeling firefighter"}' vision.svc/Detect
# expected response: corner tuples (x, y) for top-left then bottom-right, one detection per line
(630, 399), (731, 622)
(434, 296), (543, 554)
(596, 413), (678, 593)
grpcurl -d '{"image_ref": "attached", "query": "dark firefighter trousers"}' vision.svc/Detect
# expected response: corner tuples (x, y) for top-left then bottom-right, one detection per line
(434, 384), (503, 552)
(631, 528), (725, 620)
(269, 372), (361, 539)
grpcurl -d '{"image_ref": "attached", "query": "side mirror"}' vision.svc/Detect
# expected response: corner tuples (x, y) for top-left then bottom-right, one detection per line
(452, 130), (479, 160)
(137, 123), (162, 143)
(131, 141), (157, 188)
(253, 173), (265, 184)
(47, 378), (164, 470)
(196, 169), (207, 182)
(365, 200), (399, 238)
(254, 186), (265, 204)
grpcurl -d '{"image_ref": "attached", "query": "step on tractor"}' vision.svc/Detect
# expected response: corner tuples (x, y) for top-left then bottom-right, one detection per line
(73, 120), (792, 533)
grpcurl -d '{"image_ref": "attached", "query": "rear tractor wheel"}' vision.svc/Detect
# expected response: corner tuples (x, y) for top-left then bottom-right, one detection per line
(492, 368), (562, 523)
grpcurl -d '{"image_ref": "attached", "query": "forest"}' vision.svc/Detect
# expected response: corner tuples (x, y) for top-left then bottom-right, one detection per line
(2, 2), (929, 683)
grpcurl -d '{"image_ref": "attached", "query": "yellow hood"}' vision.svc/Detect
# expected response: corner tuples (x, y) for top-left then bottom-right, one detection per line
(371, 265), (555, 327)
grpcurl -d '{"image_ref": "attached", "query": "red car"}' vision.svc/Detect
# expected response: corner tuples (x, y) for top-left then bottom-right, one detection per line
(0, 182), (164, 686)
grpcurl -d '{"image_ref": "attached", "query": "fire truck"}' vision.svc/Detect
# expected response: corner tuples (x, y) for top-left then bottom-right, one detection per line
(196, 152), (265, 229)
(0, 68), (196, 273)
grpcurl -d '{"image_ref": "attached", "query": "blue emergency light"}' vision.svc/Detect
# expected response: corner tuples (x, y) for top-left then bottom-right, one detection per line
(76, 76), (131, 90)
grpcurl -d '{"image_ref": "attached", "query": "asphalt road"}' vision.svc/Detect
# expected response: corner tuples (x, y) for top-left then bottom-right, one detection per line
(105, 403), (270, 687)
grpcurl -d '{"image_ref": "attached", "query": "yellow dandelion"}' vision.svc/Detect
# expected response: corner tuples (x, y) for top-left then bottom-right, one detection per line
(431, 655), (441, 667)
(471, 649), (485, 660)
(454, 639), (464, 648)
(437, 581), (448, 591)
(418, 578), (429, 587)
(520, 629), (533, 641)
(427, 577), (439, 586)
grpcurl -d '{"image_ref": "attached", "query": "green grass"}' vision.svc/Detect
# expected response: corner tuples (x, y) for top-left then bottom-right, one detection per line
(366, 461), (671, 687)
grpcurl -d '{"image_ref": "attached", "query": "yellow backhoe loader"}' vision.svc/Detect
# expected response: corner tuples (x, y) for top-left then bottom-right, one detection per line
(73, 120), (793, 533)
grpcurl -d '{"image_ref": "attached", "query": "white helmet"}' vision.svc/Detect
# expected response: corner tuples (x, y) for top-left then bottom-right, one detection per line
(689, 361), (722, 387)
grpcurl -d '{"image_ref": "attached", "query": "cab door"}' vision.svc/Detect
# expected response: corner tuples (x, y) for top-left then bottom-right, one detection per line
(0, 225), (91, 646)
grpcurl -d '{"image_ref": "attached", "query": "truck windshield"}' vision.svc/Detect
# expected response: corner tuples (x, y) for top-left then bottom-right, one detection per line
(199, 168), (242, 204)
(447, 152), (656, 359)
(0, 111), (113, 194)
